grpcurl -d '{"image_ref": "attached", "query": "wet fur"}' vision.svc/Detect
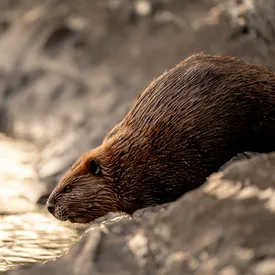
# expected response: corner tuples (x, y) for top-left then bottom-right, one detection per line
(47, 53), (275, 223)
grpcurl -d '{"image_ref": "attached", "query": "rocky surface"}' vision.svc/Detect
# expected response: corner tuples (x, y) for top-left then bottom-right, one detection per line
(1, 0), (275, 274)
(5, 153), (275, 275)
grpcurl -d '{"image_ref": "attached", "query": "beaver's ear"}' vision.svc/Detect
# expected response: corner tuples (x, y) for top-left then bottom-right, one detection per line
(87, 159), (102, 176)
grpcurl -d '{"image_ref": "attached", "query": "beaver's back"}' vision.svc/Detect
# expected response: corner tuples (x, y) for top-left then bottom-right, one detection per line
(106, 53), (275, 204)
(124, 53), (275, 153)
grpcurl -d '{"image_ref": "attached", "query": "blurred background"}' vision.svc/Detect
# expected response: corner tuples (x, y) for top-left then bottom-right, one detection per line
(0, 0), (275, 272)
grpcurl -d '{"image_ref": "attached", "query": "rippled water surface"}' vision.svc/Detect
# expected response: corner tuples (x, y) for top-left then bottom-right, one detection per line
(0, 212), (79, 272)
(0, 135), (80, 272)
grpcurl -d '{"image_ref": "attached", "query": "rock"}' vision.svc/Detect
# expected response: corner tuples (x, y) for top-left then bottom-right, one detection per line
(219, 152), (259, 171)
(5, 152), (275, 275)
(243, 0), (275, 45)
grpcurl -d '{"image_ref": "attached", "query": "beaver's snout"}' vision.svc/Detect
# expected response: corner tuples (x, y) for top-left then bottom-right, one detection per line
(46, 200), (69, 221)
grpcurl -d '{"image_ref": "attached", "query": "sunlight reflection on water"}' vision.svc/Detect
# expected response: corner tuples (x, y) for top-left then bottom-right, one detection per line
(0, 134), (81, 272)
(0, 211), (79, 272)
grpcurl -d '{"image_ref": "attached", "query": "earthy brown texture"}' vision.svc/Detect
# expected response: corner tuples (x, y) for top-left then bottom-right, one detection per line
(47, 53), (275, 223)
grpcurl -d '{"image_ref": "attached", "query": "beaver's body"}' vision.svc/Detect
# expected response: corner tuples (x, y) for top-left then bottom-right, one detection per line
(47, 53), (275, 223)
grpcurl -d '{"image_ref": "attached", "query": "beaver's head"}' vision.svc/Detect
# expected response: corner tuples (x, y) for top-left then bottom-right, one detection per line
(46, 151), (117, 223)
(46, 124), (154, 223)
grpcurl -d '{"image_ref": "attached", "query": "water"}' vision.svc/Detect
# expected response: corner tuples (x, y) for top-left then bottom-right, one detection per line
(0, 212), (79, 272)
(0, 134), (80, 272)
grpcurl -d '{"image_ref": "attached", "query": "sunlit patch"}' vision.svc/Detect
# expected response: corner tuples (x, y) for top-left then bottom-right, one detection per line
(0, 212), (79, 272)
(0, 134), (45, 214)
(93, 212), (129, 224)
(205, 171), (275, 213)
(0, 134), (79, 272)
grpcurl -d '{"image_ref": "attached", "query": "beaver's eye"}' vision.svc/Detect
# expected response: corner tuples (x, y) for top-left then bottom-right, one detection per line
(87, 159), (101, 176)
(64, 185), (72, 193)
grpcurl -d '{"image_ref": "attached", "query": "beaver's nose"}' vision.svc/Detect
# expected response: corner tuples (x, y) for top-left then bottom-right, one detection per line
(47, 203), (55, 214)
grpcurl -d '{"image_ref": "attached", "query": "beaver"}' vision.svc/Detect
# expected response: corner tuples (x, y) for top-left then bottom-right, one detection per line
(47, 53), (275, 223)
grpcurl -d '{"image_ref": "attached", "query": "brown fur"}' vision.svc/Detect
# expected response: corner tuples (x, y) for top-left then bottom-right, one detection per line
(47, 53), (275, 223)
